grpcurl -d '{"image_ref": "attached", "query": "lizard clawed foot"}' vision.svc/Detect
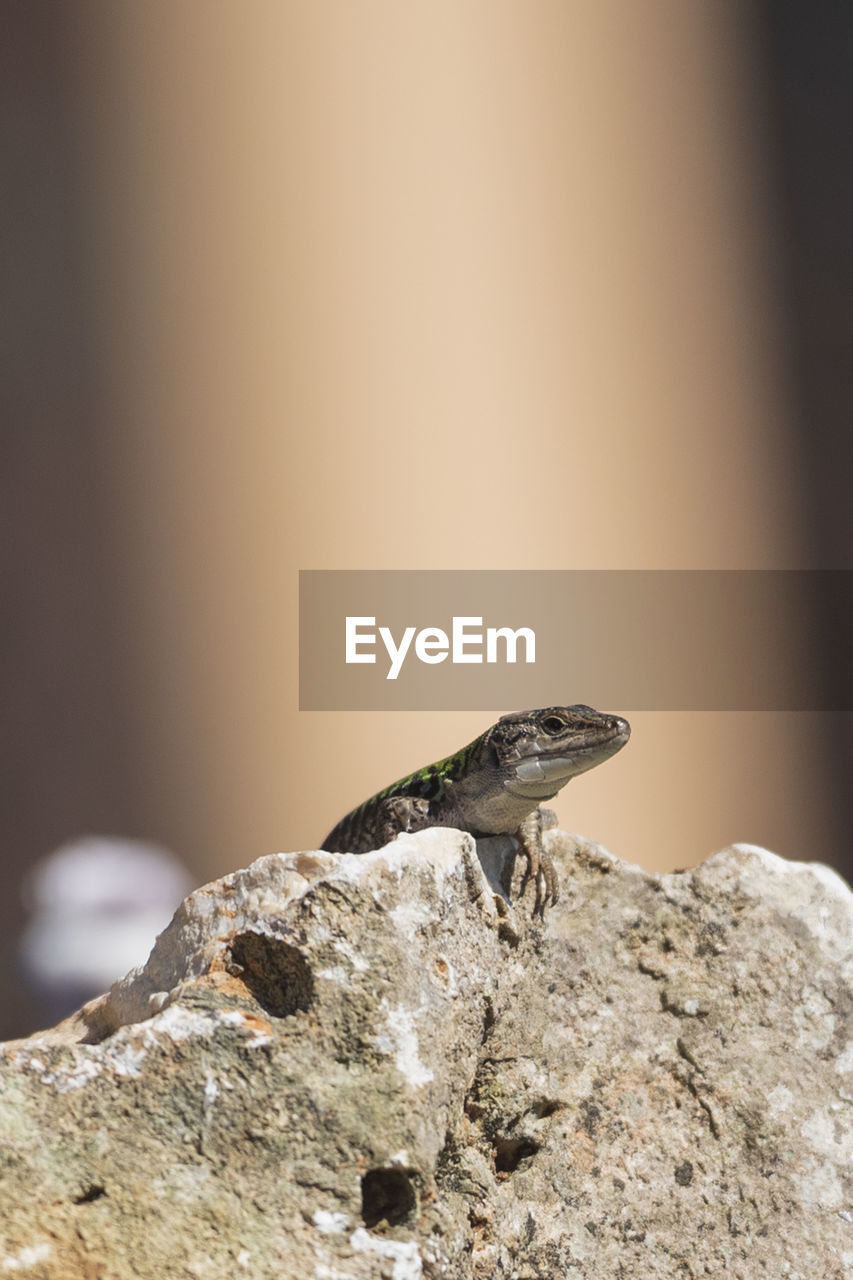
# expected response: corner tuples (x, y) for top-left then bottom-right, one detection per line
(515, 810), (560, 916)
(520, 851), (559, 916)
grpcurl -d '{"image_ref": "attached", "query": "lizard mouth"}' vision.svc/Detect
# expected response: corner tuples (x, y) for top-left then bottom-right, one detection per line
(503, 717), (630, 799)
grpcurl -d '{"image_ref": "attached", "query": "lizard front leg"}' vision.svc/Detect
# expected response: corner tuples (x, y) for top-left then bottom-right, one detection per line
(373, 795), (433, 848)
(515, 808), (559, 914)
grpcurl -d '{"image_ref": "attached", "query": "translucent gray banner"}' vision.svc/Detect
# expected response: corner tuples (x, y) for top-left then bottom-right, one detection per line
(299, 570), (852, 710)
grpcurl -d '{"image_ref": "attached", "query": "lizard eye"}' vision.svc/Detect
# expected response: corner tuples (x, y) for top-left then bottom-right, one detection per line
(541, 715), (566, 735)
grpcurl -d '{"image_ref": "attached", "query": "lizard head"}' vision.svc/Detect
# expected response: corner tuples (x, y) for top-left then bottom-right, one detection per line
(487, 705), (631, 801)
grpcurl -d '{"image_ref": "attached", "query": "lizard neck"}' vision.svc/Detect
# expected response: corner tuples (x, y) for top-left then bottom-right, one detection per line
(430, 735), (553, 835)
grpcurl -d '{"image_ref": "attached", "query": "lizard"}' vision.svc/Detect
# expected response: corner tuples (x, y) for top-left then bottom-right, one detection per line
(320, 705), (630, 913)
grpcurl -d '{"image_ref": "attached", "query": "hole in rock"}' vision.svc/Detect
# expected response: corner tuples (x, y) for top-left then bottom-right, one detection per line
(228, 932), (314, 1018)
(531, 1097), (563, 1119)
(72, 1184), (106, 1205)
(493, 1136), (540, 1174)
(361, 1168), (417, 1227)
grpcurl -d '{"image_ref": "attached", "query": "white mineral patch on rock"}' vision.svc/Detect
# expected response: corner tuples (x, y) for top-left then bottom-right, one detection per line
(35, 1055), (101, 1093)
(375, 999), (434, 1087)
(349, 1228), (422, 1280)
(312, 1209), (350, 1235)
(1, 1242), (52, 1272)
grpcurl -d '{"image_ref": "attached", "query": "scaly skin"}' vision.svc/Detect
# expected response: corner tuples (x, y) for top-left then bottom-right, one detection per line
(321, 706), (630, 912)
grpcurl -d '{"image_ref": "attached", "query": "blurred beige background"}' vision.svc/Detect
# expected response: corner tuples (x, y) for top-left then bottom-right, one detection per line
(6, 0), (844, 1040)
(68, 0), (827, 881)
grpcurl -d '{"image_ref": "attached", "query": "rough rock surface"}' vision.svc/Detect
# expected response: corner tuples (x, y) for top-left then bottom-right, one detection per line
(2, 829), (853, 1279)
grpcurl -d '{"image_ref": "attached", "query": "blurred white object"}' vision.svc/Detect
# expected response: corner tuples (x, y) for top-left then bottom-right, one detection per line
(19, 836), (193, 1017)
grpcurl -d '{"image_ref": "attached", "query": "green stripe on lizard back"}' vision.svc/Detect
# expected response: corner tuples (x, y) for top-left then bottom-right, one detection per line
(372, 732), (485, 802)
(322, 731), (487, 853)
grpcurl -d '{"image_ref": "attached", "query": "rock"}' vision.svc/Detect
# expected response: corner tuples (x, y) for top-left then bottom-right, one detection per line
(1, 830), (852, 1279)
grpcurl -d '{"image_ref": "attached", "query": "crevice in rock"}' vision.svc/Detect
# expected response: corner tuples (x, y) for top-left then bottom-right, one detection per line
(72, 1183), (106, 1205)
(531, 1097), (564, 1119)
(493, 1135), (540, 1175)
(227, 932), (314, 1018)
(660, 989), (709, 1018)
(692, 1089), (721, 1139)
(675, 1037), (700, 1071)
(360, 1167), (417, 1227)
(434, 1128), (457, 1184)
(674, 1038), (721, 1138)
